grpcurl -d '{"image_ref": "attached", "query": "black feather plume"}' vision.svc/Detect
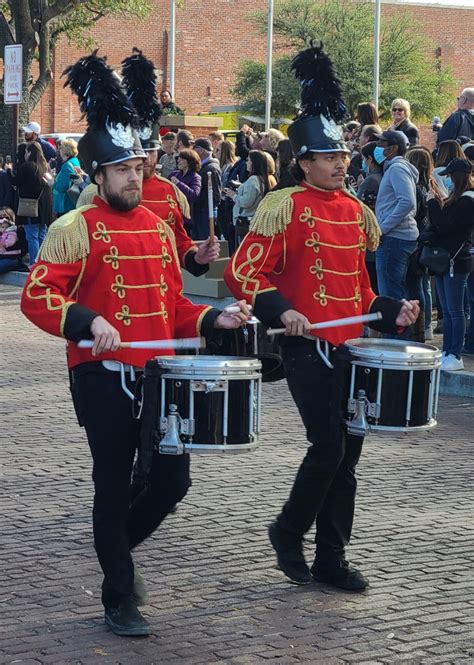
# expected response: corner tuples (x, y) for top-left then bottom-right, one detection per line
(121, 48), (162, 128)
(291, 42), (347, 122)
(62, 50), (139, 130)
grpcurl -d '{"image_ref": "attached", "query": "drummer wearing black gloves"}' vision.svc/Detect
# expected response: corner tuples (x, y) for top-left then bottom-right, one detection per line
(224, 45), (418, 591)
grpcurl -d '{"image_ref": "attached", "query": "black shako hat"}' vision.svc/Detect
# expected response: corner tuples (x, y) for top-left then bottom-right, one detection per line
(62, 50), (146, 181)
(287, 43), (349, 158)
(121, 48), (162, 151)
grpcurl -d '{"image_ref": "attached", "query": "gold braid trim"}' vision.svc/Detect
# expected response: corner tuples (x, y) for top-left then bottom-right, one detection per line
(250, 187), (306, 237)
(38, 205), (96, 264)
(342, 190), (380, 251)
(163, 222), (180, 267)
(157, 175), (191, 219)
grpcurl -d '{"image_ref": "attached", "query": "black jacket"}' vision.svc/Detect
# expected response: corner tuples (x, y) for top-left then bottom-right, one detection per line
(0, 170), (14, 208)
(7, 162), (53, 226)
(437, 109), (474, 145)
(426, 190), (474, 273)
(195, 157), (221, 211)
(393, 119), (419, 146)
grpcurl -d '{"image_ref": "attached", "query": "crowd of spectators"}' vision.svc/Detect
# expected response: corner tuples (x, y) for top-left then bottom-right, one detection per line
(1, 87), (473, 373)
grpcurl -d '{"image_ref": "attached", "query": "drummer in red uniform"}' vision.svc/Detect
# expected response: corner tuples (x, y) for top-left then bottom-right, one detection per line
(121, 48), (219, 276)
(224, 46), (419, 591)
(20, 52), (249, 638)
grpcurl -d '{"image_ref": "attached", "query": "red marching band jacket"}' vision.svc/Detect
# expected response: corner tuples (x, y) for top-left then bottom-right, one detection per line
(20, 196), (217, 369)
(224, 182), (401, 346)
(141, 174), (208, 276)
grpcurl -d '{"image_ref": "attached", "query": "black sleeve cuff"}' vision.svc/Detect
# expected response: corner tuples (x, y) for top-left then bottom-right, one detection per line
(200, 308), (222, 341)
(184, 250), (209, 277)
(369, 296), (403, 333)
(253, 290), (292, 327)
(63, 303), (98, 341)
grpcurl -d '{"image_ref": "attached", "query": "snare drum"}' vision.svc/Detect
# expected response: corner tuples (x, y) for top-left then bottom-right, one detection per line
(218, 318), (284, 382)
(152, 355), (262, 454)
(344, 338), (442, 435)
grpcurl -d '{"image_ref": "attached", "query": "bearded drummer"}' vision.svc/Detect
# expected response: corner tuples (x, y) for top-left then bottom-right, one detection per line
(224, 45), (419, 591)
(20, 52), (249, 637)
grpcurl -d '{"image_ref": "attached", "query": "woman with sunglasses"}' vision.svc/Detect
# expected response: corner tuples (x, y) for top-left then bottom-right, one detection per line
(388, 99), (419, 146)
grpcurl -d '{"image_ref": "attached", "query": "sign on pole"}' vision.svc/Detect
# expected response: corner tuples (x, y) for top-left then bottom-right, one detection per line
(4, 44), (23, 105)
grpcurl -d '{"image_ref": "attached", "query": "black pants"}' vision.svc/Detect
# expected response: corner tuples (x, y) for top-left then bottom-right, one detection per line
(277, 341), (363, 564)
(71, 366), (190, 608)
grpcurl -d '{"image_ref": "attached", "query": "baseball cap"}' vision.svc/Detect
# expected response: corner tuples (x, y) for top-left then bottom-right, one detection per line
(373, 130), (409, 152)
(162, 132), (176, 141)
(439, 158), (472, 176)
(22, 121), (41, 135)
(193, 138), (212, 152)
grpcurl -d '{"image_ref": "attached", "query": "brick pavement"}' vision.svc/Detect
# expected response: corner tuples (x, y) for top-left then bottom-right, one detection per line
(1, 284), (473, 665)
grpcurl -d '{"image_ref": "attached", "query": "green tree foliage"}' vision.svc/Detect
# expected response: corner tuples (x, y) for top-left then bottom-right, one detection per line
(232, 0), (455, 120)
(0, 0), (151, 122)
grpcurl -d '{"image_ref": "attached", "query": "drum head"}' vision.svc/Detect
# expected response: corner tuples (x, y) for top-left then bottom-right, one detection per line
(345, 338), (441, 368)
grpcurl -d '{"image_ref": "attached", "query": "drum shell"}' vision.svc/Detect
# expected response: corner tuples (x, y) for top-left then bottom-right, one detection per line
(344, 338), (442, 432)
(154, 355), (262, 453)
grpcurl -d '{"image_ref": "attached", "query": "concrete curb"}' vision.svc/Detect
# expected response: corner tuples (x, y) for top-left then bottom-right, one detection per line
(2, 270), (473, 398)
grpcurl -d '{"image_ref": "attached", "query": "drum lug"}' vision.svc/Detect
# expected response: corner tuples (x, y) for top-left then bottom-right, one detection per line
(159, 404), (185, 455)
(346, 389), (379, 437)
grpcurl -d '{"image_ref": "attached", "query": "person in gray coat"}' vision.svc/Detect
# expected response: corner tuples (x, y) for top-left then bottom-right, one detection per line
(373, 130), (419, 302)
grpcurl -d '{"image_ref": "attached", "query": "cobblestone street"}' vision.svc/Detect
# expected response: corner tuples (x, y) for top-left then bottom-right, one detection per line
(1, 284), (473, 664)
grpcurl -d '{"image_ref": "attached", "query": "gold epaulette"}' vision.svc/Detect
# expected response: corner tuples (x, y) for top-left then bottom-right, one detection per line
(157, 174), (191, 219)
(38, 205), (96, 264)
(250, 186), (306, 237)
(343, 190), (381, 251)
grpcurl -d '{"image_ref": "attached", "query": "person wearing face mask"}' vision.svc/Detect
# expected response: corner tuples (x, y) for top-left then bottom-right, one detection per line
(372, 130), (419, 307)
(356, 142), (383, 292)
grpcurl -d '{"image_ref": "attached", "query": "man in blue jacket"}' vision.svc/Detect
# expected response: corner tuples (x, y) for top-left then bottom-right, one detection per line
(436, 88), (474, 146)
(373, 130), (419, 302)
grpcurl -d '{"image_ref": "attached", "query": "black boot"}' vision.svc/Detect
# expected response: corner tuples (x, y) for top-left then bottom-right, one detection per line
(311, 558), (368, 591)
(268, 522), (312, 585)
(104, 597), (151, 636)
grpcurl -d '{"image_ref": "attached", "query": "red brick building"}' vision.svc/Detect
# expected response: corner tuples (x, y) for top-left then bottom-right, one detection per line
(22, 0), (474, 133)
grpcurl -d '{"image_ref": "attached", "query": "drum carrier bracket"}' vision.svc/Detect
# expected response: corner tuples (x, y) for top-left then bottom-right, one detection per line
(346, 389), (380, 436)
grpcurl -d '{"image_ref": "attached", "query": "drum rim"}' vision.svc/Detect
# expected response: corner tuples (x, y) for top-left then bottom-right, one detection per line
(345, 337), (442, 363)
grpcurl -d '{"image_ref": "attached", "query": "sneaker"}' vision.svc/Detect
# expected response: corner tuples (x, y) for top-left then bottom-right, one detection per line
(104, 597), (151, 637)
(441, 354), (464, 371)
(132, 568), (149, 607)
(424, 327), (434, 341)
(268, 522), (312, 585)
(311, 559), (368, 591)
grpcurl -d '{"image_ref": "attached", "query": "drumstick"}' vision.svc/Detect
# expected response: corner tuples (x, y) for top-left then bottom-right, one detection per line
(207, 172), (215, 243)
(77, 336), (206, 350)
(266, 312), (382, 336)
(224, 305), (253, 314)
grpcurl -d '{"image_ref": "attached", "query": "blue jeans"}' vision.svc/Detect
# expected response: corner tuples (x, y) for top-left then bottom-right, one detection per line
(24, 222), (47, 266)
(191, 207), (218, 241)
(376, 236), (417, 301)
(435, 272), (469, 358)
(0, 257), (22, 274)
(464, 272), (474, 351)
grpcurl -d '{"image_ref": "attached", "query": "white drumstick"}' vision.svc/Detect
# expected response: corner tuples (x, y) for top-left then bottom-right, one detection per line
(77, 336), (206, 350)
(224, 305), (253, 314)
(266, 312), (382, 336)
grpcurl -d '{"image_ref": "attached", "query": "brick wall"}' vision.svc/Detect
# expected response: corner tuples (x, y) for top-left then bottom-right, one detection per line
(22, 1), (474, 134)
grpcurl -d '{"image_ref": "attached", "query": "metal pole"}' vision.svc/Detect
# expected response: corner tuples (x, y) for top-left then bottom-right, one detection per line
(264, 0), (274, 131)
(373, 0), (381, 110)
(169, 0), (176, 98)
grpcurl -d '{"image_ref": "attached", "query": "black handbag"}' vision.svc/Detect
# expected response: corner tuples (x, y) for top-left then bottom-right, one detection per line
(418, 245), (451, 276)
(419, 242), (464, 277)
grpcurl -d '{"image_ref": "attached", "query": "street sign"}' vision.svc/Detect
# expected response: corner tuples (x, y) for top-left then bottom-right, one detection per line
(4, 44), (23, 105)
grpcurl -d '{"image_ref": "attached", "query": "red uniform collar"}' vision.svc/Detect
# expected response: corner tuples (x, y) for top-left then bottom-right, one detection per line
(300, 180), (346, 200)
